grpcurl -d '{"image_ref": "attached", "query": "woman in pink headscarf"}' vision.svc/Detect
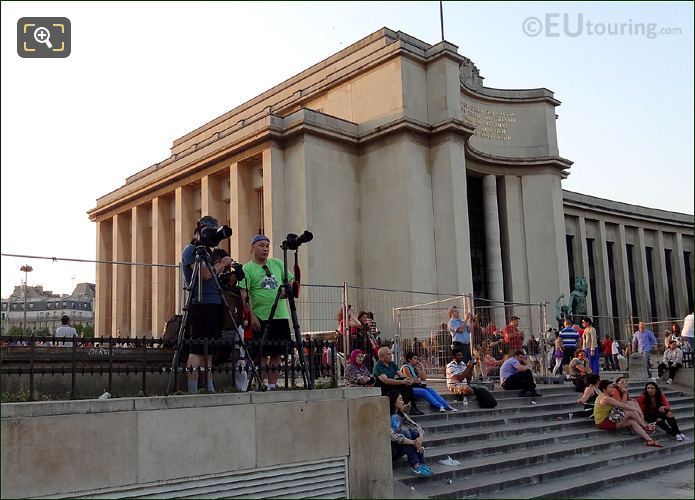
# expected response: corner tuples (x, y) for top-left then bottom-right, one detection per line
(345, 349), (375, 387)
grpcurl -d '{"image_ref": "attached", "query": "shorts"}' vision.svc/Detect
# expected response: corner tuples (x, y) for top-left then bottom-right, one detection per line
(188, 303), (223, 355)
(257, 319), (292, 356)
(562, 347), (575, 365)
(596, 419), (617, 431)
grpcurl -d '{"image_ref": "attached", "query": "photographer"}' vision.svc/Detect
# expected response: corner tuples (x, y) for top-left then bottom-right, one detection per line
(448, 306), (472, 364)
(239, 234), (293, 391)
(181, 216), (232, 394)
(355, 311), (380, 370)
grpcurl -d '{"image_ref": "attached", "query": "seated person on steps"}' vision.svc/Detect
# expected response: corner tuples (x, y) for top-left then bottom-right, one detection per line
(401, 351), (456, 412)
(373, 346), (423, 415)
(445, 349), (475, 401)
(500, 350), (542, 398)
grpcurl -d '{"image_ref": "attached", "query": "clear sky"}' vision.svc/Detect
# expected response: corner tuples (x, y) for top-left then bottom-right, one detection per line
(1, 1), (693, 298)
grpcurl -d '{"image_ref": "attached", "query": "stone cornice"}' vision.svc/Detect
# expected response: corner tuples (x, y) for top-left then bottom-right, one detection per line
(562, 190), (694, 228)
(88, 111), (475, 220)
(464, 144), (572, 176)
(460, 85), (562, 106)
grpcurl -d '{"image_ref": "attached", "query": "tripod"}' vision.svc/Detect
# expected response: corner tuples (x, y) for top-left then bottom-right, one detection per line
(167, 245), (262, 395)
(258, 245), (313, 390)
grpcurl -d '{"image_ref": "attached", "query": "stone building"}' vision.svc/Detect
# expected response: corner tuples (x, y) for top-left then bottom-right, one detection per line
(1, 283), (95, 333)
(88, 28), (694, 339)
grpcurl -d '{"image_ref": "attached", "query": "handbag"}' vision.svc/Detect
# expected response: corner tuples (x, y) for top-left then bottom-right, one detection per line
(607, 406), (626, 423)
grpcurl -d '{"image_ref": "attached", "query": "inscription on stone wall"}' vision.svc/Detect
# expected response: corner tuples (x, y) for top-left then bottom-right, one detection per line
(461, 102), (517, 142)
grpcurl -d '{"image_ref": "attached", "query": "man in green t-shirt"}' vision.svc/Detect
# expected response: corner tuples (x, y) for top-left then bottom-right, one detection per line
(239, 235), (293, 390)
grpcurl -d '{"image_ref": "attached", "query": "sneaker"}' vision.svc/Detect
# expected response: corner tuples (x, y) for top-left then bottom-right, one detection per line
(412, 464), (433, 478)
(530, 391), (543, 397)
(410, 407), (425, 416)
(650, 377), (659, 382)
(676, 434), (684, 441)
(439, 406), (447, 412)
(679, 434), (689, 441)
(447, 406), (458, 412)
(667, 378), (673, 384)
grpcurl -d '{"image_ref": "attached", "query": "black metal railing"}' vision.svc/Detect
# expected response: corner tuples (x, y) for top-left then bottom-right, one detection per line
(1, 335), (337, 401)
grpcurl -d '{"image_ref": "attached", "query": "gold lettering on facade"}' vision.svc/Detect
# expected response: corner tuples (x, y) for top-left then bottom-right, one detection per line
(461, 102), (518, 142)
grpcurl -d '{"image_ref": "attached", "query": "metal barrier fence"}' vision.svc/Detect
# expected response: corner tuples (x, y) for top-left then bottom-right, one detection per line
(1, 335), (337, 401)
(395, 295), (550, 378)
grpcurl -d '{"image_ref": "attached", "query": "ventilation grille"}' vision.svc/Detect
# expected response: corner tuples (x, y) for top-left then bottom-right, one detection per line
(54, 459), (348, 499)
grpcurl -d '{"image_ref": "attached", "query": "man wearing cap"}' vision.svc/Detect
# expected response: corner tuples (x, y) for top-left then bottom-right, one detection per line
(182, 215), (233, 394)
(239, 235), (293, 390)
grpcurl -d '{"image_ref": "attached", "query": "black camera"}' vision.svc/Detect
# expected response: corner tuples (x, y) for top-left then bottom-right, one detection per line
(218, 262), (245, 289)
(281, 230), (313, 251)
(198, 223), (233, 248)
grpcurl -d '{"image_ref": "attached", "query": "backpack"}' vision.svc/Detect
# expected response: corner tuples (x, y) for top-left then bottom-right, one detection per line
(162, 314), (184, 348)
(472, 385), (498, 408)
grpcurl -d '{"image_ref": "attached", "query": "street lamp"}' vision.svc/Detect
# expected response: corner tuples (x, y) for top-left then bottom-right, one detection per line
(20, 265), (33, 335)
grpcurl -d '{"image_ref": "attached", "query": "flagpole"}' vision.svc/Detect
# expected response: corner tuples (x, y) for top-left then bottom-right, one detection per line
(439, 1), (445, 41)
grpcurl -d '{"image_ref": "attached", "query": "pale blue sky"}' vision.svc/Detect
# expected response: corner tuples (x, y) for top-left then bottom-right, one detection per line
(1, 1), (693, 297)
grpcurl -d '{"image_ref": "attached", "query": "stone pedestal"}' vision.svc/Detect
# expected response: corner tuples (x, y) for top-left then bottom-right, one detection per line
(628, 353), (648, 380)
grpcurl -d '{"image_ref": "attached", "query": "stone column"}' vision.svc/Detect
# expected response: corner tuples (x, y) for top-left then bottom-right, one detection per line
(576, 216), (593, 316)
(130, 205), (152, 338)
(430, 136), (473, 295)
(498, 175), (530, 305)
(614, 224), (632, 328)
(230, 162), (254, 261)
(262, 146), (285, 258)
(152, 196), (174, 338)
(674, 233), (689, 316)
(482, 174), (505, 328)
(596, 221), (614, 336)
(95, 219), (113, 337)
(111, 212), (131, 338)
(175, 186), (195, 312)
(635, 228), (651, 321)
(201, 174), (227, 252)
(654, 231), (670, 320)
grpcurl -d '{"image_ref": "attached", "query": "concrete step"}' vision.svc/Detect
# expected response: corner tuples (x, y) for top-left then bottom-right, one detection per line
(412, 406), (693, 456)
(487, 447), (694, 499)
(395, 377), (693, 499)
(394, 421), (695, 482)
(415, 439), (693, 498)
(422, 381), (676, 404)
(411, 396), (693, 432)
(413, 387), (690, 413)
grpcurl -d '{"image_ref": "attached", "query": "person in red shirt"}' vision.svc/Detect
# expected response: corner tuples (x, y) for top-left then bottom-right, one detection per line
(602, 336), (615, 371)
(503, 316), (525, 353)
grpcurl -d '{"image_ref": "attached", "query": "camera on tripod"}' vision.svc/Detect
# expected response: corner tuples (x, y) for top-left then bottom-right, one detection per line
(195, 216), (233, 248)
(281, 230), (313, 251)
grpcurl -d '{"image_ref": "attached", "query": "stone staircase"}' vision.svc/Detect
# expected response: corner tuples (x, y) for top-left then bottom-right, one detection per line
(392, 377), (694, 499)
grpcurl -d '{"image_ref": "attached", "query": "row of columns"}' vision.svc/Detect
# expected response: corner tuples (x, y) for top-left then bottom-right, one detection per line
(94, 148), (282, 338)
(572, 215), (692, 335)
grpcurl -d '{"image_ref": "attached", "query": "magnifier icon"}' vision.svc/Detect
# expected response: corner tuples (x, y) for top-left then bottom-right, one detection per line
(33, 26), (53, 49)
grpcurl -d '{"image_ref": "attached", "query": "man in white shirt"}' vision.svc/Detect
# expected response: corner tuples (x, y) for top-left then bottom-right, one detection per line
(55, 315), (78, 348)
(445, 349), (474, 401)
(681, 313), (694, 352)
